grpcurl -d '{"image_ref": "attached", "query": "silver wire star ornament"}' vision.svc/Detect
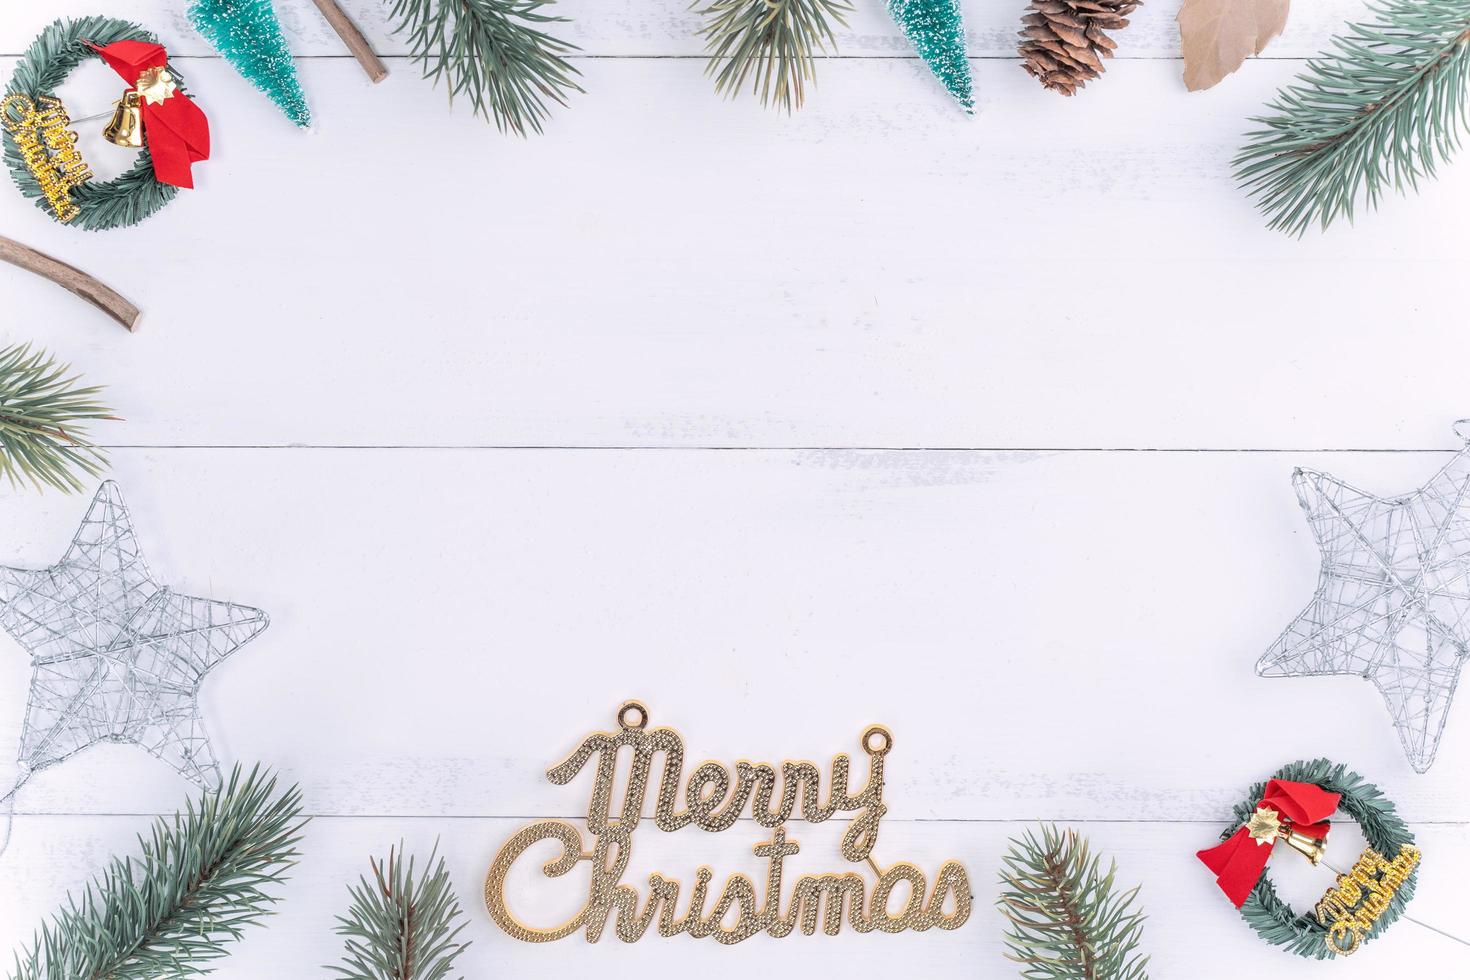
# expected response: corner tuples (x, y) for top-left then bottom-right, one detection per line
(1259, 424), (1470, 772)
(0, 481), (268, 845)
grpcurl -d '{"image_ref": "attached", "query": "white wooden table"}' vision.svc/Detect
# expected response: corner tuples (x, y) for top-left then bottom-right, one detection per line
(1, 1), (1467, 975)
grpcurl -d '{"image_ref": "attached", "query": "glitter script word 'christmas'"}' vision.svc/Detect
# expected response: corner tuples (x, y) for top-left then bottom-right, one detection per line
(484, 701), (974, 944)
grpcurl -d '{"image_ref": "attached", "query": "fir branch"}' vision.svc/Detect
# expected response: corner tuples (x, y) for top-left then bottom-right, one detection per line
(0, 343), (114, 494)
(386, 0), (582, 136)
(696, 0), (853, 111)
(7, 765), (305, 980)
(998, 824), (1150, 980)
(329, 842), (470, 980)
(1235, 0), (1470, 235)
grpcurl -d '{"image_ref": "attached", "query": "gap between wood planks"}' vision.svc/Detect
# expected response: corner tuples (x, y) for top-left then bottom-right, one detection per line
(10, 812), (1470, 824)
(0, 54), (1311, 63)
(89, 445), (1470, 454)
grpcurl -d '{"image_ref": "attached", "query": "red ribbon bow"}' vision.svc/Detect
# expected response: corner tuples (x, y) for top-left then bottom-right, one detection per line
(88, 40), (209, 189)
(1197, 779), (1340, 908)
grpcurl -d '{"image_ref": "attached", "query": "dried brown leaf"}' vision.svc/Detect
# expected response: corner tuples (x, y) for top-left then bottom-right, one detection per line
(1178, 0), (1290, 91)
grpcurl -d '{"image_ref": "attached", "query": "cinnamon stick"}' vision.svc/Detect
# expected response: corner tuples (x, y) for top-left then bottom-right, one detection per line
(311, 0), (389, 83)
(0, 235), (140, 331)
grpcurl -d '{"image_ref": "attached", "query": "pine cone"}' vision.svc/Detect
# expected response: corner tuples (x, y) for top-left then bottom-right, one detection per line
(1018, 0), (1140, 96)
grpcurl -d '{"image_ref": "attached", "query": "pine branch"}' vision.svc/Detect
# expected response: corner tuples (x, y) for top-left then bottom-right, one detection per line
(696, 0), (853, 111)
(7, 765), (305, 980)
(998, 824), (1150, 980)
(386, 0), (582, 136)
(329, 842), (470, 980)
(0, 343), (114, 494)
(1235, 0), (1470, 235)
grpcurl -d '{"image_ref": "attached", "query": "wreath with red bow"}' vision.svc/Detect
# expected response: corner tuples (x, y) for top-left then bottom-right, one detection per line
(3, 17), (208, 231)
(1204, 758), (1417, 959)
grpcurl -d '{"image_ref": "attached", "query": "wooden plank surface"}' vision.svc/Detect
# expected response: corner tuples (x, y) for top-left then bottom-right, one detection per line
(3, 816), (1466, 977)
(0, 0), (1409, 58)
(0, 448), (1466, 976)
(0, 56), (1466, 450)
(0, 448), (1467, 819)
(1, 1), (1467, 976)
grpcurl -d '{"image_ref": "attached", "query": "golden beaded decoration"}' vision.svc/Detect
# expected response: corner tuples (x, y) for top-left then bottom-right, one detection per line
(1314, 845), (1421, 956)
(1317, 846), (1417, 952)
(1, 93), (91, 222)
(484, 701), (974, 945)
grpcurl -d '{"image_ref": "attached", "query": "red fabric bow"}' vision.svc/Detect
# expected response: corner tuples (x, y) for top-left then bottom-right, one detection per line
(1197, 779), (1340, 908)
(88, 40), (209, 188)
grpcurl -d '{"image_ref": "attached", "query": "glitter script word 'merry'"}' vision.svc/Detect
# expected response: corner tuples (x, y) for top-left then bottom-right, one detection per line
(484, 701), (974, 945)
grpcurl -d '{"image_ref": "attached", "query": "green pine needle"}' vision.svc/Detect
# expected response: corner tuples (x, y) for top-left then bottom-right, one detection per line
(189, 0), (312, 127)
(387, 0), (583, 136)
(0, 343), (113, 494)
(7, 765), (305, 980)
(696, 0), (853, 111)
(330, 842), (470, 980)
(1235, 0), (1470, 236)
(998, 824), (1150, 980)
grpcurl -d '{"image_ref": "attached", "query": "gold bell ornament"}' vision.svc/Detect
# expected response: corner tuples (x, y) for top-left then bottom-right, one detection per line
(1278, 825), (1328, 865)
(1245, 804), (1328, 865)
(102, 90), (142, 148)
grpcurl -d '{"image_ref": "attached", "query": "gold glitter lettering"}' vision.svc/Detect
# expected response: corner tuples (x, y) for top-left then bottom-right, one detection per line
(2, 94), (90, 222)
(1314, 844), (1421, 956)
(487, 702), (974, 944)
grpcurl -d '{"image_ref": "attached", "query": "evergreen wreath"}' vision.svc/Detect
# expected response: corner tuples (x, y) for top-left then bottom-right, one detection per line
(1220, 758), (1417, 959)
(3, 17), (182, 231)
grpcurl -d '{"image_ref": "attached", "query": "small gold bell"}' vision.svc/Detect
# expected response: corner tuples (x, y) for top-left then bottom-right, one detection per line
(102, 90), (142, 149)
(1279, 826), (1327, 866)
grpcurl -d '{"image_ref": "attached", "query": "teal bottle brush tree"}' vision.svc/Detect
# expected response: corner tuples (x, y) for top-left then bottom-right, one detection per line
(888, 0), (973, 111)
(188, 0), (312, 126)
